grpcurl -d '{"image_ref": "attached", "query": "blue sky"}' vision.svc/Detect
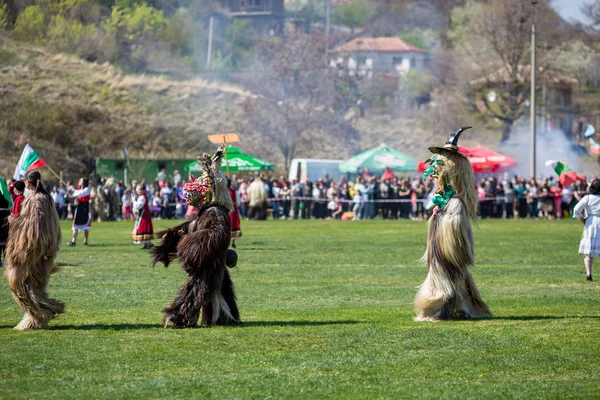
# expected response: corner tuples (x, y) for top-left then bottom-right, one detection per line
(553, 0), (591, 24)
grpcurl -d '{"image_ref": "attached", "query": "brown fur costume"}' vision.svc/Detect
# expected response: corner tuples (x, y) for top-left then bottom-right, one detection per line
(4, 178), (64, 329)
(151, 145), (240, 328)
(414, 129), (492, 321)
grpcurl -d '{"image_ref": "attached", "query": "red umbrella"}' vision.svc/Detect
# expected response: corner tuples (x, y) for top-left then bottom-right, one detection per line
(469, 146), (517, 172)
(417, 146), (472, 172)
(417, 145), (517, 173)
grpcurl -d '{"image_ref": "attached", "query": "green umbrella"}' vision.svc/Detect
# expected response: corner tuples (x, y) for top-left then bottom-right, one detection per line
(339, 143), (417, 174)
(185, 146), (275, 173)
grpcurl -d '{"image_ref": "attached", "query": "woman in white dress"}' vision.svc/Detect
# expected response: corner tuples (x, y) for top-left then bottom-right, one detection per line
(573, 179), (600, 281)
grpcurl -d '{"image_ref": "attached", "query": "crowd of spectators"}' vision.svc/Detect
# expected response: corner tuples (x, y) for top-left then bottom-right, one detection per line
(32, 166), (589, 222)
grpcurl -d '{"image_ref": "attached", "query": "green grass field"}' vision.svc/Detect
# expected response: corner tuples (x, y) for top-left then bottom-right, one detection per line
(0, 219), (599, 399)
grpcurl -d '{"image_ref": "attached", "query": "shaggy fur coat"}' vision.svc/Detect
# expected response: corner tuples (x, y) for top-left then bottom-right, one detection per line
(151, 146), (240, 328)
(414, 151), (492, 321)
(4, 183), (64, 329)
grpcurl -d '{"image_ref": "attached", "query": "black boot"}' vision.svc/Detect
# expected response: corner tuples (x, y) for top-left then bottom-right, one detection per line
(587, 275), (593, 281)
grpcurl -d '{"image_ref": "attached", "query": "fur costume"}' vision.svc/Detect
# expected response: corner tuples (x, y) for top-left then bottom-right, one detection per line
(414, 127), (492, 322)
(151, 145), (240, 328)
(4, 179), (64, 329)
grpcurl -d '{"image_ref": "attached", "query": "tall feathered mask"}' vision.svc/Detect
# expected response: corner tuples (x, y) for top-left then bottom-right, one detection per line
(182, 145), (228, 208)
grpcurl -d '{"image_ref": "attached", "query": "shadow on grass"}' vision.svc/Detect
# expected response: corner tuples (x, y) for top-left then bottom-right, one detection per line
(239, 320), (360, 328)
(50, 323), (161, 330)
(0, 320), (361, 330)
(494, 315), (600, 321)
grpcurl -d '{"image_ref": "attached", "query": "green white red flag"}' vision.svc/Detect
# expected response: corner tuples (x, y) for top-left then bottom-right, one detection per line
(0, 176), (12, 208)
(545, 160), (585, 186)
(13, 144), (47, 181)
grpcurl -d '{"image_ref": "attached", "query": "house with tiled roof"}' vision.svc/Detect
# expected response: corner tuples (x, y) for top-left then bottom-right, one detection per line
(330, 37), (429, 77)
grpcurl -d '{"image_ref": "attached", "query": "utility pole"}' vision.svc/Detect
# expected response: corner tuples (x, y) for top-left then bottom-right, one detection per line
(325, 0), (331, 36)
(530, 0), (537, 178)
(206, 16), (214, 70)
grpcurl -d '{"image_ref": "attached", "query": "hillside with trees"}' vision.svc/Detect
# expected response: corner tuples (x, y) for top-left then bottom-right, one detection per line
(1, 0), (600, 178)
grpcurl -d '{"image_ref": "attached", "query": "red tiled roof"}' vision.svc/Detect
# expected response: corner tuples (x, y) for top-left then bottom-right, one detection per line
(331, 37), (426, 53)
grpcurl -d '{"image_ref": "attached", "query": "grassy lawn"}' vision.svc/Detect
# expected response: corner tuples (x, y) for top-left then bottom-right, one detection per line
(0, 219), (598, 399)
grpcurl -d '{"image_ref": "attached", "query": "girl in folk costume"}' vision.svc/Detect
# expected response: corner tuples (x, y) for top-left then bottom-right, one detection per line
(228, 179), (242, 248)
(132, 184), (154, 249)
(68, 178), (92, 246)
(5, 170), (64, 329)
(11, 181), (25, 215)
(151, 145), (240, 328)
(414, 127), (492, 321)
(573, 179), (600, 281)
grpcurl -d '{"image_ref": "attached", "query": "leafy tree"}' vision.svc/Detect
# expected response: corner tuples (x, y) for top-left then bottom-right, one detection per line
(14, 6), (45, 42)
(0, 4), (9, 29)
(333, 0), (375, 34)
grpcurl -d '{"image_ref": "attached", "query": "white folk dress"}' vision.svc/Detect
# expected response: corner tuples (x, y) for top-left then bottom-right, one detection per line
(573, 194), (600, 257)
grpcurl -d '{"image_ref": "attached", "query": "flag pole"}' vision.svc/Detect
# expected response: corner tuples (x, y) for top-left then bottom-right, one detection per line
(223, 134), (231, 179)
(45, 164), (68, 186)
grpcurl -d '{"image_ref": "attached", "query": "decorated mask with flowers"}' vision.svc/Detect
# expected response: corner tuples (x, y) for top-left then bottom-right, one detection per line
(182, 173), (213, 207)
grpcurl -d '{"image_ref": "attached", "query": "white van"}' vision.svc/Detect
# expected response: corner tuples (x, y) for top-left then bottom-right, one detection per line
(288, 158), (344, 182)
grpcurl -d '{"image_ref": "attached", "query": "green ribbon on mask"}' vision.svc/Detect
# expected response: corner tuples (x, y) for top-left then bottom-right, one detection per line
(431, 184), (456, 210)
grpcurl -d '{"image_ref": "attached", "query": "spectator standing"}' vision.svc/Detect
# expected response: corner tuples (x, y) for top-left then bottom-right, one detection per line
(291, 179), (302, 219)
(122, 189), (133, 220)
(280, 182), (291, 219)
(552, 183), (563, 219)
(398, 179), (412, 219)
(302, 179), (313, 219)
(51, 185), (66, 219)
(562, 183), (574, 218)
(172, 170), (182, 187)
(504, 182), (515, 219)
(352, 177), (366, 220)
(539, 183), (553, 219)
(239, 181), (248, 219)
(495, 183), (505, 218)
(527, 178), (539, 218)
(272, 180), (281, 220)
(516, 180), (529, 219)
(247, 176), (267, 220)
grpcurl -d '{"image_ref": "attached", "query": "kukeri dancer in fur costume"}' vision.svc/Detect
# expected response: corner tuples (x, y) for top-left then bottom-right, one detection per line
(414, 127), (492, 321)
(151, 145), (241, 328)
(5, 170), (64, 329)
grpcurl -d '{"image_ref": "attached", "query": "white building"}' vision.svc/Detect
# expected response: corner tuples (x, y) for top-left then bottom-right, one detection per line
(330, 37), (429, 78)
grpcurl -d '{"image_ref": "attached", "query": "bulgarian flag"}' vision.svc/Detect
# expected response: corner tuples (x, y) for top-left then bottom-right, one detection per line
(0, 177), (13, 208)
(545, 160), (585, 187)
(590, 138), (600, 155)
(13, 144), (47, 181)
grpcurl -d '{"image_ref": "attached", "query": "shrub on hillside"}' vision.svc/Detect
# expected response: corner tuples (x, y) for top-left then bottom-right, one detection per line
(14, 6), (45, 42)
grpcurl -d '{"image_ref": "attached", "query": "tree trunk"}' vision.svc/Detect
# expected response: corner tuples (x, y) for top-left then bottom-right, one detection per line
(501, 118), (514, 142)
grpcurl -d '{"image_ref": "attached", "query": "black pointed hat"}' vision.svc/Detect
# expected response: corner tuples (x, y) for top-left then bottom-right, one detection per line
(428, 126), (472, 157)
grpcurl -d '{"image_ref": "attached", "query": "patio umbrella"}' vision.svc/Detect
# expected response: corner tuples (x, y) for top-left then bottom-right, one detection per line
(469, 145), (517, 172)
(339, 143), (417, 174)
(185, 146), (274, 173)
(417, 145), (517, 173)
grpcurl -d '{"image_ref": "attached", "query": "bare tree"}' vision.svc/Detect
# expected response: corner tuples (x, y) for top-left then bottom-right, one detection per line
(239, 31), (358, 172)
(448, 0), (566, 142)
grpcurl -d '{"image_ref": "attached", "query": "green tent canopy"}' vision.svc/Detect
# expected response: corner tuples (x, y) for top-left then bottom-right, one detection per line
(185, 146), (275, 173)
(339, 143), (417, 174)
